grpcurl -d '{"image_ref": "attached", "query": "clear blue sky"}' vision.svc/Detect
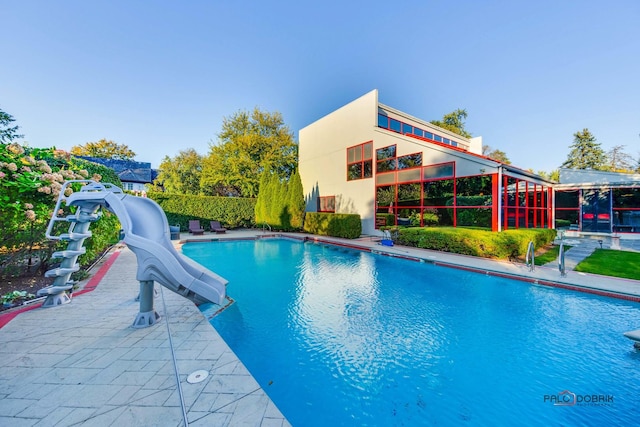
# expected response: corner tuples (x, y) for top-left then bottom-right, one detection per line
(2, 0), (639, 172)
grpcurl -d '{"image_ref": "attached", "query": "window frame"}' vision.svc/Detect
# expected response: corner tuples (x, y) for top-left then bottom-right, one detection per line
(346, 141), (373, 181)
(318, 196), (336, 213)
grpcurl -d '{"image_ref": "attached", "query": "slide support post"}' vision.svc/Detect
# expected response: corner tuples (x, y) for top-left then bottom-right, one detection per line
(132, 280), (160, 328)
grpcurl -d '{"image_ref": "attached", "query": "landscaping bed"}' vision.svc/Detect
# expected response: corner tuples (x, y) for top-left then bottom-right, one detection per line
(392, 226), (557, 260)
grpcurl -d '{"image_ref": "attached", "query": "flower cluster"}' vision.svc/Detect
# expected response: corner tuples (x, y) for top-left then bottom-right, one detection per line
(1, 143), (103, 223)
(2, 142), (123, 281)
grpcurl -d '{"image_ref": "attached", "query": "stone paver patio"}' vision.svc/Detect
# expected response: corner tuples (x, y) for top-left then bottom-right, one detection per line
(0, 244), (290, 427)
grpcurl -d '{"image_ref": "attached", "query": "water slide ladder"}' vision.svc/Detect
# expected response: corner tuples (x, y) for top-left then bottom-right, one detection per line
(40, 180), (227, 328)
(40, 184), (102, 307)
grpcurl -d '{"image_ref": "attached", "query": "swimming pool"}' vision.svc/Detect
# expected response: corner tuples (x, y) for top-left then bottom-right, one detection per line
(183, 238), (640, 426)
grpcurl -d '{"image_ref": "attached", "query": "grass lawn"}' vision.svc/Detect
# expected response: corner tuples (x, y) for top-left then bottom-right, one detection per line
(575, 249), (640, 280)
(534, 245), (572, 266)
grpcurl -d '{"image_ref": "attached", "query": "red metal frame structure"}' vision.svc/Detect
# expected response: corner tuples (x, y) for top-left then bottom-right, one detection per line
(369, 111), (555, 232)
(346, 141), (373, 181)
(318, 196), (336, 213)
(501, 175), (552, 231)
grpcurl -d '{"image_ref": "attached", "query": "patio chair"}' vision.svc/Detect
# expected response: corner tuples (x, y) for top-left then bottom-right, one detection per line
(209, 221), (227, 234)
(188, 220), (205, 235)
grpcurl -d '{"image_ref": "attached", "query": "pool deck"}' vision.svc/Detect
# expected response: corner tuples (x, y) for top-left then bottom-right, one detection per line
(1, 229), (639, 426)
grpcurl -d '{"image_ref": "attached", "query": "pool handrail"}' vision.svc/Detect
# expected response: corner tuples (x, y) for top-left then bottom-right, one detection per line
(558, 241), (567, 277)
(525, 241), (535, 272)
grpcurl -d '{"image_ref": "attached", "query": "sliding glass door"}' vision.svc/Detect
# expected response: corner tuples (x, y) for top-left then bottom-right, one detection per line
(581, 189), (611, 232)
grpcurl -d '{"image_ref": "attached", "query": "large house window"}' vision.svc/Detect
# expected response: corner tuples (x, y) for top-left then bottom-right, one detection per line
(555, 190), (579, 229)
(397, 153), (422, 170)
(423, 163), (454, 180)
(376, 145), (396, 173)
(455, 175), (493, 228)
(377, 111), (467, 150)
(347, 141), (373, 181)
(612, 188), (640, 232)
(318, 196), (336, 212)
(502, 176), (551, 230)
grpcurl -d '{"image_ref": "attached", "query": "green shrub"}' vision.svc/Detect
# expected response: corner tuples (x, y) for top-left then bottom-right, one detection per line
(408, 211), (439, 227)
(396, 227), (556, 259)
(555, 219), (571, 228)
(80, 211), (121, 266)
(0, 143), (122, 278)
(303, 212), (362, 239)
(147, 191), (256, 229)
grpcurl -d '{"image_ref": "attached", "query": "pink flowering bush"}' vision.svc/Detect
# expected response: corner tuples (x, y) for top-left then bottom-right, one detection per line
(1, 143), (122, 278)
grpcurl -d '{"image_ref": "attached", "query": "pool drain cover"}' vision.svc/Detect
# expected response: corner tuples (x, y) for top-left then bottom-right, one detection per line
(187, 370), (209, 384)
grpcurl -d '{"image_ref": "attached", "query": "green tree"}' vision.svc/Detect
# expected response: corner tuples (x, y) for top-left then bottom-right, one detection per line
(482, 145), (511, 164)
(267, 173), (282, 226)
(254, 170), (304, 231)
(536, 169), (560, 182)
(201, 108), (297, 197)
(254, 172), (269, 225)
(561, 129), (607, 170)
(606, 145), (634, 172)
(286, 170), (305, 230)
(0, 108), (24, 143)
(155, 148), (203, 195)
(70, 139), (136, 160)
(430, 109), (472, 138)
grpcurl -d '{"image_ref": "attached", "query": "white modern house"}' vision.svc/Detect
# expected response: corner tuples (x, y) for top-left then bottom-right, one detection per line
(299, 90), (555, 235)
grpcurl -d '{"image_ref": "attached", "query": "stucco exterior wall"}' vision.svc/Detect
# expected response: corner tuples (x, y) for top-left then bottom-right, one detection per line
(299, 90), (379, 232)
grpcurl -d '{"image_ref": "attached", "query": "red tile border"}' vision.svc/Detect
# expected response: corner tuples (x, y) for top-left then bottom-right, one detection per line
(72, 250), (121, 296)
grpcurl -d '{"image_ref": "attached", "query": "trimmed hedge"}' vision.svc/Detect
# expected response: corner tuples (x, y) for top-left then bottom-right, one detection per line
(396, 227), (556, 259)
(147, 192), (256, 230)
(303, 212), (362, 239)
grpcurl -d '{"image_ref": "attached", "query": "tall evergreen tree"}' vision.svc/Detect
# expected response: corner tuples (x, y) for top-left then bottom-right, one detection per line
(254, 172), (269, 225)
(286, 170), (305, 230)
(561, 128), (607, 170)
(267, 173), (283, 227)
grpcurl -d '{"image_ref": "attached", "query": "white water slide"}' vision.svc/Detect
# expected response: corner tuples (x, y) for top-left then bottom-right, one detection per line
(42, 181), (227, 322)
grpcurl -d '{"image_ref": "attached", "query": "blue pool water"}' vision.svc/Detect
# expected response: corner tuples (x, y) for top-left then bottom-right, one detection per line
(183, 239), (640, 426)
